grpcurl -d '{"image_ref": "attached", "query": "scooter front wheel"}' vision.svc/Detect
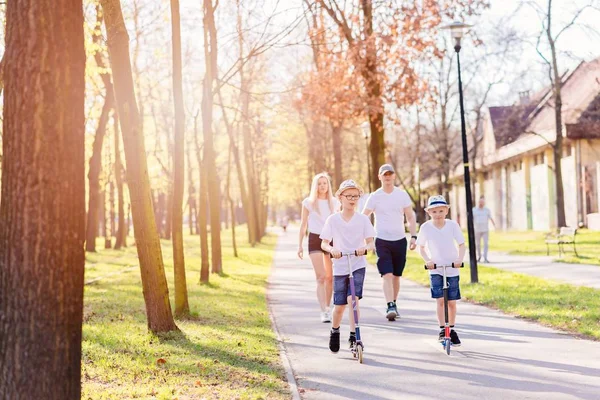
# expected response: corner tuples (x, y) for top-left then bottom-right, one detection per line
(444, 339), (451, 355)
(357, 344), (364, 363)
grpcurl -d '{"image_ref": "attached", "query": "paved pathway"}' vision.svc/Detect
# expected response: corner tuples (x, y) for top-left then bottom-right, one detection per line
(482, 252), (600, 289)
(269, 226), (600, 400)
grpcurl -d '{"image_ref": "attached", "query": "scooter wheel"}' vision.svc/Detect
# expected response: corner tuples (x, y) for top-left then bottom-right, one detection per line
(357, 344), (364, 364)
(445, 339), (451, 355)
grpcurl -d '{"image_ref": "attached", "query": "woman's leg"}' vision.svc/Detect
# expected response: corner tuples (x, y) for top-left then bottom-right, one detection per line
(309, 253), (328, 311)
(323, 253), (333, 308)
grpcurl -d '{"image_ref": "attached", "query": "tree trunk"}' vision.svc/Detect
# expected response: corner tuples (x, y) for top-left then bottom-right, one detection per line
(216, 84), (252, 244)
(171, 0), (190, 317)
(101, 0), (177, 333)
(194, 113), (210, 283)
(203, 0), (222, 273)
(227, 141), (239, 257)
(331, 122), (343, 188)
(0, 1), (86, 398)
(107, 180), (115, 249)
(547, 0), (567, 227)
(86, 91), (113, 252)
(114, 110), (127, 249)
(186, 143), (197, 235)
(86, 6), (115, 252)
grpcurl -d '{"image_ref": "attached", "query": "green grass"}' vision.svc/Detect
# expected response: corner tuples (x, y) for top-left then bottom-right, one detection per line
(368, 251), (600, 340)
(487, 229), (600, 265)
(82, 227), (289, 400)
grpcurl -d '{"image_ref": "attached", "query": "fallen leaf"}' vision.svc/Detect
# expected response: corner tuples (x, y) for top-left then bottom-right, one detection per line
(195, 381), (203, 387)
(156, 358), (167, 365)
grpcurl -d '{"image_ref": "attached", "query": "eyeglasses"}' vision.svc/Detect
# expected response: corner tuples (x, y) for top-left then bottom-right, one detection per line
(342, 195), (360, 200)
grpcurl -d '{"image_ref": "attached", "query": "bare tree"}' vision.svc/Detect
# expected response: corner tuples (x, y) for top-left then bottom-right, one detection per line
(100, 0), (177, 333)
(170, 0), (190, 316)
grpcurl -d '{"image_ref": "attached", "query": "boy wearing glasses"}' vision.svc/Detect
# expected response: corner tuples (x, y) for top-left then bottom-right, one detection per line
(363, 164), (417, 321)
(321, 180), (375, 353)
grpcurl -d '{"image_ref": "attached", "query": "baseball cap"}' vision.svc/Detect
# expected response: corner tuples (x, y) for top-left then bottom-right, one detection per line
(334, 179), (364, 197)
(378, 164), (395, 175)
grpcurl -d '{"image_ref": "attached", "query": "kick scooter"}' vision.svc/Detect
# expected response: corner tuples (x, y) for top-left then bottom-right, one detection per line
(341, 250), (367, 363)
(424, 262), (463, 355)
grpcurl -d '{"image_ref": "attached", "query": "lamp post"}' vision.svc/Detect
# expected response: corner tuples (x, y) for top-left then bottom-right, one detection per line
(443, 21), (479, 284)
(361, 121), (371, 193)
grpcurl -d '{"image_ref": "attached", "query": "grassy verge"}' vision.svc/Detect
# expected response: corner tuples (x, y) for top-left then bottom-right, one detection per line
(82, 227), (289, 400)
(368, 250), (600, 340)
(487, 229), (600, 265)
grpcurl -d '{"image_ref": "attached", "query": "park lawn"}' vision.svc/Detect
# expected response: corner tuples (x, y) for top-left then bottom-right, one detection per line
(81, 227), (289, 400)
(487, 229), (600, 265)
(368, 250), (600, 341)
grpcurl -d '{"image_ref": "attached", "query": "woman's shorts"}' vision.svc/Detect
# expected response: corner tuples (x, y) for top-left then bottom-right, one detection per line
(429, 274), (461, 300)
(333, 267), (366, 305)
(308, 232), (331, 254)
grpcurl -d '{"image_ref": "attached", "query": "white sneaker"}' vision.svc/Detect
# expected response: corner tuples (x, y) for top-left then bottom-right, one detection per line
(320, 311), (331, 323)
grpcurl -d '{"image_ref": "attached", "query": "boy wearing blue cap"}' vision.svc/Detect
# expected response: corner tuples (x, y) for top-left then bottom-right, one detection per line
(416, 195), (466, 346)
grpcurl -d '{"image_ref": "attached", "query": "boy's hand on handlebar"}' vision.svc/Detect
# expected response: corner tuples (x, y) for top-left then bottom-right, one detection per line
(355, 247), (367, 256)
(330, 248), (342, 259)
(425, 261), (435, 270)
(453, 261), (463, 268)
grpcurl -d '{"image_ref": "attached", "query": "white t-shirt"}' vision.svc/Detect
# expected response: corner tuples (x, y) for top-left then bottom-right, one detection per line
(302, 197), (340, 235)
(416, 220), (465, 278)
(363, 187), (412, 241)
(320, 212), (376, 276)
(473, 207), (492, 233)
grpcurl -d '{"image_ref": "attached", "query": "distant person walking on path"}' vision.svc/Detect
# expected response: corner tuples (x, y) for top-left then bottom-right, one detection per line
(298, 173), (340, 323)
(320, 179), (375, 353)
(417, 195), (466, 346)
(473, 196), (496, 263)
(363, 164), (417, 321)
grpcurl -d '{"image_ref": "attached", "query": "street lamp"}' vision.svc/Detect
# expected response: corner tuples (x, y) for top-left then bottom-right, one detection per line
(443, 21), (479, 284)
(361, 121), (371, 193)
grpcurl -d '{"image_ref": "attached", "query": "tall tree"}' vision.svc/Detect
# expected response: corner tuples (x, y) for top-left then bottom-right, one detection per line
(529, 0), (598, 227)
(100, 0), (177, 332)
(194, 112), (210, 283)
(202, 0), (222, 273)
(315, 0), (487, 190)
(170, 0), (190, 316)
(0, 0), (86, 397)
(86, 6), (115, 252)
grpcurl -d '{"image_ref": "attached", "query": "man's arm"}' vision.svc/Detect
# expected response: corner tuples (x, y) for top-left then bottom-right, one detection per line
(488, 209), (496, 228)
(404, 206), (417, 250)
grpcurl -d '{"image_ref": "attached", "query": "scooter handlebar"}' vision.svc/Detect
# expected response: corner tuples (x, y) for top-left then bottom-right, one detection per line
(339, 250), (368, 256)
(423, 263), (464, 270)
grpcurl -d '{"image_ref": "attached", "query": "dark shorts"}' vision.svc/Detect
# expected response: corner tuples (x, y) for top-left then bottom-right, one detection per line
(375, 238), (407, 277)
(308, 232), (331, 254)
(333, 268), (366, 305)
(429, 275), (461, 300)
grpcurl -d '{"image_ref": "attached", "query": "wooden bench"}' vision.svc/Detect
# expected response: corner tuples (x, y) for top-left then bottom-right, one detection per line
(545, 227), (578, 257)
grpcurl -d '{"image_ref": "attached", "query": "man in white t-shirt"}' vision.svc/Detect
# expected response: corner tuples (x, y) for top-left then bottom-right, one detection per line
(363, 164), (417, 321)
(472, 196), (495, 263)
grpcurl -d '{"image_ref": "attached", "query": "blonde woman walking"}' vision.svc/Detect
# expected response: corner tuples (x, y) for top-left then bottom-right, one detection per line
(298, 173), (340, 322)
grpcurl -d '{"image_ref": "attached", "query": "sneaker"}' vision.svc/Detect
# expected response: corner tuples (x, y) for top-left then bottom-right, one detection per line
(393, 305), (401, 319)
(438, 329), (445, 342)
(484, 259), (490, 263)
(386, 305), (397, 321)
(320, 311), (330, 323)
(450, 329), (461, 347)
(348, 334), (356, 349)
(329, 329), (340, 353)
